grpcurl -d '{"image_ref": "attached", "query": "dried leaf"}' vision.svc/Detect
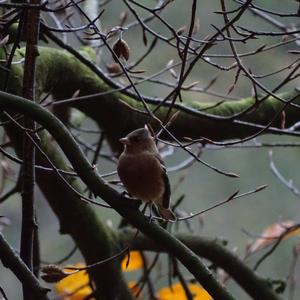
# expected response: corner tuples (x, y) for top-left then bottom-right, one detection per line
(112, 38), (130, 61)
(128, 281), (141, 297)
(41, 265), (71, 283)
(248, 221), (300, 254)
(55, 263), (92, 298)
(106, 63), (122, 74)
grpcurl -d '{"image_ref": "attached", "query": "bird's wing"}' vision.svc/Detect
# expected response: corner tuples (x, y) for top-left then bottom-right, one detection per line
(155, 154), (171, 209)
(161, 170), (171, 209)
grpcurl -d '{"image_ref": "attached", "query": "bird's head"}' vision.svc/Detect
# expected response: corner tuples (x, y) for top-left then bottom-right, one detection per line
(119, 127), (156, 153)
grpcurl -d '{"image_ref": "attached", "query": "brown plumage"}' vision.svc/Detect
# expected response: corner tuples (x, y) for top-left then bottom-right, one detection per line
(117, 127), (176, 221)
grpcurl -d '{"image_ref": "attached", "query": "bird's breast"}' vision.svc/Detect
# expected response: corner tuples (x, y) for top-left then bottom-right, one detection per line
(117, 154), (165, 202)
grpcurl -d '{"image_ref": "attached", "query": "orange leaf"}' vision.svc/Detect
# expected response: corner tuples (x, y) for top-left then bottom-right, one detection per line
(248, 221), (300, 254)
(158, 282), (212, 300)
(121, 251), (143, 272)
(55, 263), (94, 300)
(128, 281), (142, 298)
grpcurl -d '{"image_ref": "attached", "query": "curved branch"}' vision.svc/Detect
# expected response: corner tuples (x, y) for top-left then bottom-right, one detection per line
(4, 128), (132, 300)
(118, 229), (282, 300)
(3, 47), (300, 151)
(0, 90), (235, 300)
(0, 232), (50, 300)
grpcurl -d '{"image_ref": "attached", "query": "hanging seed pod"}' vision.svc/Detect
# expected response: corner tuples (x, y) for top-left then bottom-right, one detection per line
(106, 62), (122, 74)
(112, 38), (130, 62)
(41, 265), (70, 283)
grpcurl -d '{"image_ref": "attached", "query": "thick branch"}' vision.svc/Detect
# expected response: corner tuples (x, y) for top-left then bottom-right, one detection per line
(0, 45), (295, 300)
(2, 47), (300, 151)
(3, 127), (133, 300)
(0, 90), (236, 300)
(0, 232), (50, 300)
(118, 229), (282, 300)
(20, 2), (41, 294)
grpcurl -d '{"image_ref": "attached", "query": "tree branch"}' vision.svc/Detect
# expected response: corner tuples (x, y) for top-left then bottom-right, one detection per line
(1, 47), (300, 152)
(0, 90), (236, 300)
(20, 1), (41, 297)
(0, 232), (50, 300)
(118, 229), (282, 300)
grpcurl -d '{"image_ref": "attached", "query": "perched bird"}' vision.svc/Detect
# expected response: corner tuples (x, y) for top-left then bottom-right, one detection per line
(117, 127), (176, 221)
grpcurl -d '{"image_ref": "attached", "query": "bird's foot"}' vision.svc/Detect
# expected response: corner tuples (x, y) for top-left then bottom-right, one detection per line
(120, 192), (142, 209)
(148, 215), (154, 224)
(148, 203), (155, 224)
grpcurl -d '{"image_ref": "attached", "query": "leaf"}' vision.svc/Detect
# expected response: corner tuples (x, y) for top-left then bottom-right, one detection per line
(106, 63), (122, 74)
(121, 251), (143, 272)
(248, 221), (300, 254)
(128, 281), (141, 297)
(158, 282), (212, 300)
(112, 38), (130, 62)
(55, 263), (92, 300)
(41, 265), (72, 283)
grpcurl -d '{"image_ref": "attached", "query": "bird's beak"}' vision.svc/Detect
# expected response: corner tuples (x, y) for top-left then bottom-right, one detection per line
(119, 137), (130, 146)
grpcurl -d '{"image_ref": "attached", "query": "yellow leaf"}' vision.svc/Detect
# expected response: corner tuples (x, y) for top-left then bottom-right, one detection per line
(248, 220), (300, 254)
(158, 282), (212, 300)
(121, 251), (143, 272)
(55, 263), (94, 300)
(128, 281), (141, 298)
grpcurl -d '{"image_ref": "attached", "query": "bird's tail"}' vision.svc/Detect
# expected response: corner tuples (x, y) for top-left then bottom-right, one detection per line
(158, 206), (177, 222)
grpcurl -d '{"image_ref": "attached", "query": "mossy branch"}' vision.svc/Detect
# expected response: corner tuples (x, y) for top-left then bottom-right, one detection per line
(0, 232), (50, 300)
(0, 44), (295, 300)
(2, 46), (300, 149)
(0, 90), (236, 300)
(119, 229), (282, 300)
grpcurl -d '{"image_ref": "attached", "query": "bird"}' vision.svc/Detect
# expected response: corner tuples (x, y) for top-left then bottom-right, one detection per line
(117, 127), (176, 221)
